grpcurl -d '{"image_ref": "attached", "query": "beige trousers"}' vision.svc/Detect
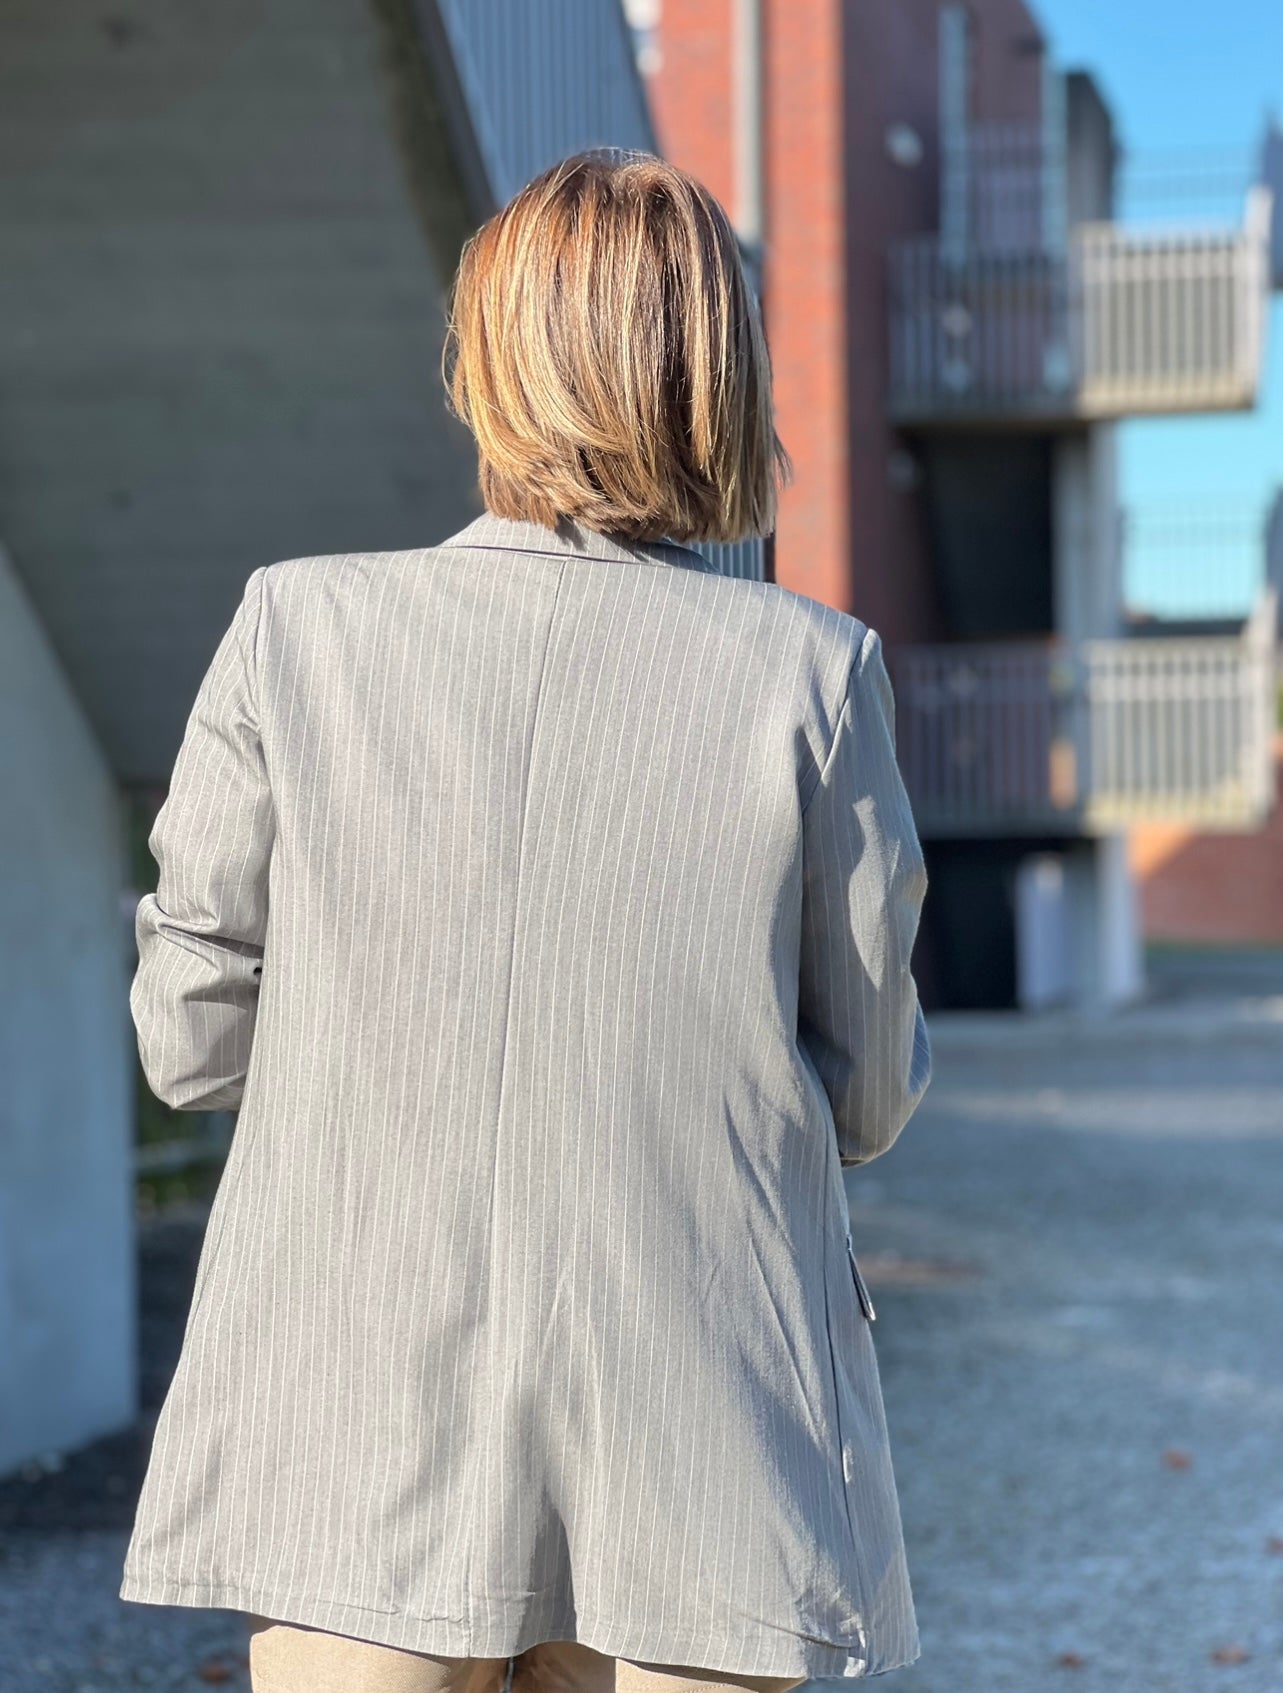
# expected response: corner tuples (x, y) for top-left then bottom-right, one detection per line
(245, 1617), (809, 1693)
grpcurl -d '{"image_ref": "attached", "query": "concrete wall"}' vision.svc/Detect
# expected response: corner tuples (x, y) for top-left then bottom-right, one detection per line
(0, 0), (482, 786)
(0, 544), (136, 1476)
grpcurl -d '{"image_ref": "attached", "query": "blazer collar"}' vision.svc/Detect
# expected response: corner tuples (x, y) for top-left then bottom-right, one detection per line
(441, 511), (723, 575)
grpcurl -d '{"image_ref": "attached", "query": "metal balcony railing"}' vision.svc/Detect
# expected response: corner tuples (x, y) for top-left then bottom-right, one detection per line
(889, 189), (1273, 422)
(942, 121), (1061, 255)
(1114, 146), (1270, 227)
(888, 117), (1277, 423)
(1077, 189), (1273, 416)
(431, 0), (658, 206)
(890, 589), (1278, 835)
(890, 641), (1083, 834)
(890, 241), (1074, 417)
(1121, 497), (1276, 624)
(1082, 593), (1278, 827)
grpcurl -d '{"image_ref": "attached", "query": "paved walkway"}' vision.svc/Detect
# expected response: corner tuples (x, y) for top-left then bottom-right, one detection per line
(823, 984), (1283, 1692)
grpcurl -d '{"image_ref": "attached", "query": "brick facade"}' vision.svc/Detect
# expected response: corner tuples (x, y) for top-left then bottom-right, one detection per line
(646, 0), (1041, 635)
(645, 0), (736, 213)
(1129, 737), (1283, 944)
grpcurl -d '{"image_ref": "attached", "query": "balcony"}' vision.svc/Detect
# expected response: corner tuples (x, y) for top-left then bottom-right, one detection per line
(890, 589), (1278, 836)
(888, 130), (1278, 426)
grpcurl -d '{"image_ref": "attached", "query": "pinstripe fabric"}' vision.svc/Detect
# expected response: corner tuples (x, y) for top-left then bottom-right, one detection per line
(119, 513), (931, 1682)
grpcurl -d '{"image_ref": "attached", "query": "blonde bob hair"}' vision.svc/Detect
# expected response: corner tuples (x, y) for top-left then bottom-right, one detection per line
(443, 149), (790, 544)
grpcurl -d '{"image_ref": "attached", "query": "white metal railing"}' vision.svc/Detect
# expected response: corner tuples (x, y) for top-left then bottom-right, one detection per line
(1082, 591), (1278, 828)
(889, 186), (1273, 420)
(1077, 186), (1273, 414)
(889, 98), (1276, 425)
(891, 594), (1278, 834)
(1121, 497), (1273, 623)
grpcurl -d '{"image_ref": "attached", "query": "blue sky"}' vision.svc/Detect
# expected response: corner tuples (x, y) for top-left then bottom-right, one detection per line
(1035, 0), (1282, 537)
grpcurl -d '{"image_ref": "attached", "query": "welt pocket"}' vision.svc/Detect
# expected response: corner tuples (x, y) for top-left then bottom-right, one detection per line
(845, 1234), (877, 1323)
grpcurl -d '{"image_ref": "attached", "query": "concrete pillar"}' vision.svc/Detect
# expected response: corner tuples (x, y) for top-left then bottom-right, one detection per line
(1052, 424), (1121, 646)
(1060, 835), (1144, 1011)
(0, 545), (137, 1476)
(1050, 424), (1144, 1010)
(1015, 852), (1071, 1009)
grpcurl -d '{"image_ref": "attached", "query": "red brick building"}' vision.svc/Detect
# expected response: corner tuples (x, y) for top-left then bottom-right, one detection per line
(641, 0), (1046, 637)
(1130, 736), (1283, 945)
(635, 0), (1280, 1009)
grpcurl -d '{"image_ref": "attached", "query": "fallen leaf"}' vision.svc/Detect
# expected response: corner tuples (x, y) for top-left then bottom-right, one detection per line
(196, 1661), (233, 1684)
(1210, 1644), (1250, 1665)
(1267, 1536), (1283, 1554)
(1161, 1447), (1193, 1469)
(1056, 1650), (1085, 1668)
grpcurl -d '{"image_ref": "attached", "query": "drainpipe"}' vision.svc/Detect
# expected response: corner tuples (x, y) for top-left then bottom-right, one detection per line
(733, 0), (772, 581)
(939, 3), (970, 263)
(733, 0), (764, 262)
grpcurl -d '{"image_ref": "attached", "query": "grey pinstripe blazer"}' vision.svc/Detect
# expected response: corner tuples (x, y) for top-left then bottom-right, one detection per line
(119, 512), (931, 1682)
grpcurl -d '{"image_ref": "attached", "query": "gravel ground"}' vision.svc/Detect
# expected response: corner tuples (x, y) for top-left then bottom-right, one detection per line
(0, 1209), (257, 1692)
(844, 963), (1283, 1693)
(3, 953), (1281, 1692)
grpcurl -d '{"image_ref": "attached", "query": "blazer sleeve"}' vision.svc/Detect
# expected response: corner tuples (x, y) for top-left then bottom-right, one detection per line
(798, 625), (931, 1167)
(130, 565), (274, 1112)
